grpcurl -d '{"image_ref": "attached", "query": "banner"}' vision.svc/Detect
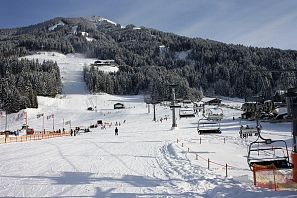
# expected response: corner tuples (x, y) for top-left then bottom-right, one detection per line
(17, 111), (26, 120)
(65, 120), (71, 125)
(47, 114), (54, 120)
(37, 113), (44, 119)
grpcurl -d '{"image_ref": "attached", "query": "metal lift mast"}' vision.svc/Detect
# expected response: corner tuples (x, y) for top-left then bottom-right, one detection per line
(285, 88), (297, 182)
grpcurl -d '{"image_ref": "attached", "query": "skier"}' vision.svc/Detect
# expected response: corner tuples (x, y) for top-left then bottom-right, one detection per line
(115, 127), (118, 136)
(70, 129), (73, 136)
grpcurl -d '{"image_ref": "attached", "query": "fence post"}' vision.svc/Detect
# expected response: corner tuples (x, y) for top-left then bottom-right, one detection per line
(273, 168), (277, 191)
(196, 154), (198, 160)
(253, 167), (256, 186)
(182, 143), (183, 147)
(224, 138), (225, 143)
(208, 158), (210, 169)
(225, 164), (228, 177)
(200, 137), (201, 144)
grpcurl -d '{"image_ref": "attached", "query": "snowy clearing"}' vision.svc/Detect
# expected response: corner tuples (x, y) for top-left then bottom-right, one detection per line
(0, 52), (296, 197)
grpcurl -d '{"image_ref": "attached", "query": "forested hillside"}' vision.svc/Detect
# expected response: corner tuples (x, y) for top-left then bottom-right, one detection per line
(1, 16), (297, 112)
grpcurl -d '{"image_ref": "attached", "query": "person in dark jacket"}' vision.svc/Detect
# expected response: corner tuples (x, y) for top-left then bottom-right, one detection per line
(115, 127), (118, 136)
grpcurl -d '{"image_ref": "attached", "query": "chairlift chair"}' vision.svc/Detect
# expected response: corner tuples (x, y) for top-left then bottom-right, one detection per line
(247, 131), (293, 170)
(239, 125), (259, 138)
(179, 108), (195, 118)
(204, 107), (224, 121)
(197, 118), (221, 135)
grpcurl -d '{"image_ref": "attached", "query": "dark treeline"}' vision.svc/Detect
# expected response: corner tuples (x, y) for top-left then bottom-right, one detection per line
(78, 17), (297, 99)
(0, 56), (61, 113)
(1, 16), (297, 112)
(83, 65), (202, 101)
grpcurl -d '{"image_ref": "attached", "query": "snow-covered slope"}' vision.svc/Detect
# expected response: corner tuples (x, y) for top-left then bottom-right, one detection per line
(84, 16), (117, 26)
(48, 21), (65, 31)
(0, 52), (295, 197)
(22, 52), (118, 94)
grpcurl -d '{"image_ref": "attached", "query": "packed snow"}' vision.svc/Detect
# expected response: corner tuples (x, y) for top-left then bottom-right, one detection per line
(48, 21), (65, 31)
(0, 52), (296, 197)
(84, 16), (117, 26)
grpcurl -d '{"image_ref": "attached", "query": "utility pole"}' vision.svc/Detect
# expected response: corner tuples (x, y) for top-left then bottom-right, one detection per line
(169, 85), (181, 128)
(151, 98), (159, 122)
(285, 88), (297, 182)
(42, 114), (44, 132)
(95, 95), (98, 113)
(5, 111), (7, 131)
(25, 112), (28, 134)
(52, 115), (55, 131)
(153, 103), (156, 121)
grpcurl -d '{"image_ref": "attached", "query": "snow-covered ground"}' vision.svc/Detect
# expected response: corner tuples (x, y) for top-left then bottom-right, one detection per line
(0, 52), (296, 197)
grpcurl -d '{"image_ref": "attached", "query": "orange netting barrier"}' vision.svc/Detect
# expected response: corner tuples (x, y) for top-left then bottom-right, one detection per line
(253, 164), (297, 191)
(0, 132), (70, 144)
(176, 138), (249, 178)
(176, 138), (297, 190)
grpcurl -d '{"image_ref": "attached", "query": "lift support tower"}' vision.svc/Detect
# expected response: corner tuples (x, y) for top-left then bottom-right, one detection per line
(286, 87), (297, 182)
(169, 85), (181, 128)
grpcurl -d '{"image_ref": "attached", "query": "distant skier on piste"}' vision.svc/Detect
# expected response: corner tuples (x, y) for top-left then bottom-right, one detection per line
(115, 127), (118, 135)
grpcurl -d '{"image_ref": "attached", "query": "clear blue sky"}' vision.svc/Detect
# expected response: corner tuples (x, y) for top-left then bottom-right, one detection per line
(1, 0), (297, 50)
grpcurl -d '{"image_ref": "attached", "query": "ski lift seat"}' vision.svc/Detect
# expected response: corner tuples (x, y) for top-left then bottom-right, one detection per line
(198, 128), (221, 135)
(207, 114), (223, 121)
(247, 139), (293, 170)
(197, 118), (221, 135)
(249, 146), (283, 152)
(179, 114), (195, 118)
(239, 127), (259, 138)
(249, 158), (293, 169)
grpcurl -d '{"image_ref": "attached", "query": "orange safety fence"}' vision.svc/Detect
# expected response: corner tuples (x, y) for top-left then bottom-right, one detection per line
(0, 132), (70, 144)
(176, 138), (297, 191)
(253, 164), (297, 191)
(176, 138), (249, 178)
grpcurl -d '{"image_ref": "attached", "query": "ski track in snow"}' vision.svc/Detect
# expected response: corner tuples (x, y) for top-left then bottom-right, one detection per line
(0, 52), (296, 197)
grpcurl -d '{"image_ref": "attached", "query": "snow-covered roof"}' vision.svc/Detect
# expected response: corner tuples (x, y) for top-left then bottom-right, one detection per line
(201, 97), (221, 103)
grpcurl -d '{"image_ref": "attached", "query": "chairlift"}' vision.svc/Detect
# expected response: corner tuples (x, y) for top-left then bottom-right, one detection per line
(239, 125), (259, 138)
(247, 121), (293, 170)
(179, 108), (195, 118)
(178, 100), (195, 118)
(197, 118), (221, 135)
(203, 107), (223, 121)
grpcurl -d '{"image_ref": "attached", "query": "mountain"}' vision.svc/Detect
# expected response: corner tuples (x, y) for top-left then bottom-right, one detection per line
(0, 16), (297, 113)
